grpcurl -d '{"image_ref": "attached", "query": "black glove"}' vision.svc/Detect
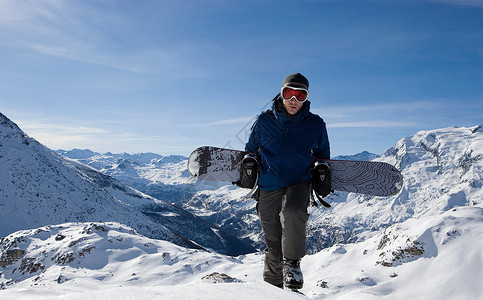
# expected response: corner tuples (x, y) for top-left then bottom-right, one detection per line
(312, 160), (332, 198)
(234, 154), (259, 189)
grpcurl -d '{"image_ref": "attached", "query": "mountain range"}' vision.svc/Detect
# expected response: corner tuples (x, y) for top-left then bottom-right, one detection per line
(0, 112), (254, 256)
(1, 110), (482, 298)
(54, 147), (382, 253)
(54, 124), (483, 255)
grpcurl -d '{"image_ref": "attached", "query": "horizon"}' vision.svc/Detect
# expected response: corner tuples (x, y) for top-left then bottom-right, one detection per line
(55, 145), (380, 157)
(0, 0), (482, 157)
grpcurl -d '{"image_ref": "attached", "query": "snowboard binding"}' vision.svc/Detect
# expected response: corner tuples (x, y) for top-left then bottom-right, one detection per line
(234, 153), (260, 201)
(311, 160), (333, 208)
(235, 153), (259, 189)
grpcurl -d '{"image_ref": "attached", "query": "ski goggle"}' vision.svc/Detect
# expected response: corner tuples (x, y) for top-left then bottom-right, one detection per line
(281, 86), (309, 103)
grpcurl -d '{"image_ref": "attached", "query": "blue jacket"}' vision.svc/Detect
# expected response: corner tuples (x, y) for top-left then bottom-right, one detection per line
(245, 96), (330, 191)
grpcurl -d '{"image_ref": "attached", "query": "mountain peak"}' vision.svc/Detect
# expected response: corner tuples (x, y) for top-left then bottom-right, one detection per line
(56, 148), (98, 159)
(0, 112), (34, 147)
(0, 112), (21, 132)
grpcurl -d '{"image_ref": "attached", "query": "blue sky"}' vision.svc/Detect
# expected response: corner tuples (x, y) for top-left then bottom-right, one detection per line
(0, 0), (482, 157)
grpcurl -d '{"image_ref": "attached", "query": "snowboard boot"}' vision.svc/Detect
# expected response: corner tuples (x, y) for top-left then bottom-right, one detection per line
(283, 258), (303, 290)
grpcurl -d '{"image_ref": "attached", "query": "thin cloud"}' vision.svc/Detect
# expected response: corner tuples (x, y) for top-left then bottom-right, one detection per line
(312, 100), (451, 129)
(328, 121), (416, 128)
(16, 119), (151, 152)
(185, 116), (255, 127)
(427, 0), (483, 7)
(17, 121), (109, 149)
(20, 122), (109, 135)
(0, 0), (209, 77)
(313, 101), (445, 117)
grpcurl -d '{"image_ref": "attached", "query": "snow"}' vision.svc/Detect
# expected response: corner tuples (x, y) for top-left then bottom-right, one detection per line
(0, 222), (302, 300)
(1, 206), (482, 299)
(2, 284), (303, 300)
(1, 112), (482, 299)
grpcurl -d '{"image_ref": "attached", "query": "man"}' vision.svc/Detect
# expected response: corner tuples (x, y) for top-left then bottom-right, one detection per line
(243, 73), (330, 289)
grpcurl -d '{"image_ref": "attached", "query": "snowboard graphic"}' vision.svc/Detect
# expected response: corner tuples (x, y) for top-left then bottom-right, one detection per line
(188, 146), (403, 197)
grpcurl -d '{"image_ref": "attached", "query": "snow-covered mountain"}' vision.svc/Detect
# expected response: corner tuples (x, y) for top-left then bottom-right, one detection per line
(0, 112), (254, 256)
(56, 148), (264, 250)
(55, 149), (195, 202)
(307, 125), (482, 251)
(52, 148), (378, 255)
(55, 126), (483, 255)
(1, 114), (482, 298)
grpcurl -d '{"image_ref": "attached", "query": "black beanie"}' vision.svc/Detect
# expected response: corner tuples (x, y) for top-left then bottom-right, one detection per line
(282, 73), (309, 90)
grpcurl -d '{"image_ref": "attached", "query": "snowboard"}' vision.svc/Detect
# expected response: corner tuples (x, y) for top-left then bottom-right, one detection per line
(188, 146), (403, 197)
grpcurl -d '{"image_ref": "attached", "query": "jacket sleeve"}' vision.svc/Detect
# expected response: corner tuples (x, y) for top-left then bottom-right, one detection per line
(312, 120), (330, 159)
(245, 117), (260, 153)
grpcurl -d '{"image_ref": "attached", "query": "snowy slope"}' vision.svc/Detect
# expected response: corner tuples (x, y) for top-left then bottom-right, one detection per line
(1, 203), (481, 299)
(0, 112), (253, 255)
(0, 113), (173, 241)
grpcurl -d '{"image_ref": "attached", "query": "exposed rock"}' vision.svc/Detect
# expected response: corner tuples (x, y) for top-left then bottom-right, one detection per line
(201, 272), (243, 283)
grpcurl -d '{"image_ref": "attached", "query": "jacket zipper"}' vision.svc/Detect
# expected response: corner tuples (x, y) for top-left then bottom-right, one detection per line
(282, 122), (290, 186)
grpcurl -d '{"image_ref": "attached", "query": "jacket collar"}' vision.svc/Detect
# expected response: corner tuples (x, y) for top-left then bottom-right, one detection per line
(272, 95), (311, 124)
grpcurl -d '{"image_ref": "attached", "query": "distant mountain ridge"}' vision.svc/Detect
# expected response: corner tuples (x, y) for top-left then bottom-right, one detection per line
(58, 149), (379, 163)
(54, 125), (483, 254)
(332, 150), (379, 161)
(56, 147), (263, 250)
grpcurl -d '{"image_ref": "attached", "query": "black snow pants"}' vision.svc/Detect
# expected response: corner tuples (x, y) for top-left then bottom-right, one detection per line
(257, 182), (310, 287)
